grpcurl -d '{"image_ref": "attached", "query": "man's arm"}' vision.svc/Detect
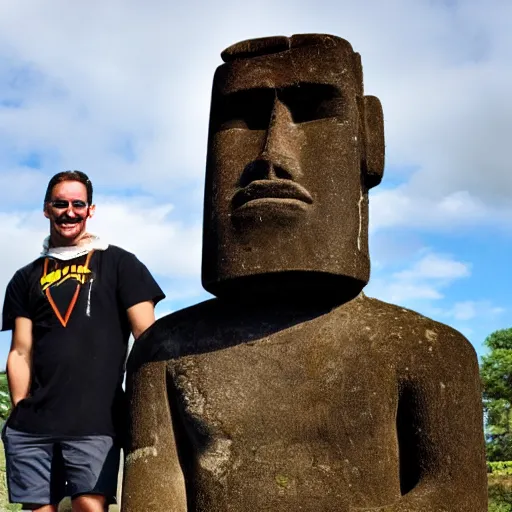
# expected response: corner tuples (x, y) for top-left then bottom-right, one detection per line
(7, 317), (33, 406)
(127, 300), (156, 340)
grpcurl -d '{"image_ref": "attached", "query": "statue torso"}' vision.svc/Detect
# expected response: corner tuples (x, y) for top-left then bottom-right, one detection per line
(129, 293), (476, 511)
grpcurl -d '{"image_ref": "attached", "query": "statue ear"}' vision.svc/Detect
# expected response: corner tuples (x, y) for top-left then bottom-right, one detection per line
(363, 95), (385, 189)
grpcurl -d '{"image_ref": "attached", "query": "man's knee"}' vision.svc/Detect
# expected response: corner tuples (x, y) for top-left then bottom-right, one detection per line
(71, 494), (108, 512)
(24, 505), (58, 512)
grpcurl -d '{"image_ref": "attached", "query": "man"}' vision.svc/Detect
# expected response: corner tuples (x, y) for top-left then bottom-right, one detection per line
(1, 170), (165, 512)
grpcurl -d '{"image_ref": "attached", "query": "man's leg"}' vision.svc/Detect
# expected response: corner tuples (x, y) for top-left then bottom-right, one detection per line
(2, 426), (65, 510)
(72, 494), (107, 512)
(61, 435), (119, 512)
(25, 505), (58, 512)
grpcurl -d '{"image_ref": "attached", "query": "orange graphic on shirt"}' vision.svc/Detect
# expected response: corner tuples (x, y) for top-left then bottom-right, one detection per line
(40, 251), (94, 327)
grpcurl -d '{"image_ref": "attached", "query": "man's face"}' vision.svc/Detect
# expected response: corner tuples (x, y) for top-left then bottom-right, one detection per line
(44, 180), (95, 246)
(202, 42), (372, 296)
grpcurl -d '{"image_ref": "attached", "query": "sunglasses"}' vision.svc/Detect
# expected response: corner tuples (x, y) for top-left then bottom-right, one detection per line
(49, 200), (89, 210)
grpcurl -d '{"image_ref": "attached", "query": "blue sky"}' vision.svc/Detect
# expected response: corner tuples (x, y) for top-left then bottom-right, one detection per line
(0, 0), (510, 368)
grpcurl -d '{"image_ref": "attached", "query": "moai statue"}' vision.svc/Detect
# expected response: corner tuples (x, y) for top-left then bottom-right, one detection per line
(122, 34), (487, 511)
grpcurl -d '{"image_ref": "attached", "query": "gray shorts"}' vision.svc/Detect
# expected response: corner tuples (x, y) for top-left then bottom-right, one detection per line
(2, 425), (120, 507)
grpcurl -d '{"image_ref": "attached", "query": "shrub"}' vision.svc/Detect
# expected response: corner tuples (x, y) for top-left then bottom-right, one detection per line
(489, 461), (512, 476)
(489, 484), (512, 511)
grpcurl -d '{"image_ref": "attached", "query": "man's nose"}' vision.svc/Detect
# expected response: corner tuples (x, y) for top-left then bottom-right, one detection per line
(66, 206), (77, 217)
(240, 98), (302, 186)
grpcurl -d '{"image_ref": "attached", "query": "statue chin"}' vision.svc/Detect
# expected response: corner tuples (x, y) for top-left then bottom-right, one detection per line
(204, 271), (366, 304)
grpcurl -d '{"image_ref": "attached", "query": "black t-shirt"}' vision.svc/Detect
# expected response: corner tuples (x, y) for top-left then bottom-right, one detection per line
(1, 245), (165, 437)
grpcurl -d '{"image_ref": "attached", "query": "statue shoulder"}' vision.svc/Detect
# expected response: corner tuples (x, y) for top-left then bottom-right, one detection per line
(127, 298), (227, 372)
(359, 294), (477, 364)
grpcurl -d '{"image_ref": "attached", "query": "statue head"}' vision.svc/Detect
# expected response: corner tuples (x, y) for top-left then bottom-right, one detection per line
(202, 34), (384, 300)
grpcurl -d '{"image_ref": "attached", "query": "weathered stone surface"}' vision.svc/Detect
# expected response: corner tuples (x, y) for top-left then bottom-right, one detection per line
(122, 34), (487, 512)
(202, 34), (383, 300)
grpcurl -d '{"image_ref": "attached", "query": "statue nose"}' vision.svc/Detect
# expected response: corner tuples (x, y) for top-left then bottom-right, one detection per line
(240, 159), (293, 187)
(262, 98), (296, 159)
(240, 98), (302, 187)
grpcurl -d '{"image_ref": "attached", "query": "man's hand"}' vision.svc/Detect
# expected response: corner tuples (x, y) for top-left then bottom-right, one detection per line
(127, 300), (156, 340)
(7, 317), (33, 406)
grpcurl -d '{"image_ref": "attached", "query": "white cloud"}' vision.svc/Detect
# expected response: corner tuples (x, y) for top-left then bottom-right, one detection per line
(0, 0), (510, 227)
(366, 251), (471, 304)
(393, 252), (471, 281)
(0, 210), (47, 297)
(369, 187), (511, 233)
(447, 300), (505, 322)
(92, 195), (202, 278)
(376, 282), (444, 303)
(450, 301), (478, 321)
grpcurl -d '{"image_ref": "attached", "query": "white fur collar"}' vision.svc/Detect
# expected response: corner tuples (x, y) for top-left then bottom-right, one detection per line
(41, 234), (109, 261)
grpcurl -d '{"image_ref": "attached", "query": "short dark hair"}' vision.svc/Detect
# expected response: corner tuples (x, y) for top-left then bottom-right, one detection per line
(44, 170), (93, 204)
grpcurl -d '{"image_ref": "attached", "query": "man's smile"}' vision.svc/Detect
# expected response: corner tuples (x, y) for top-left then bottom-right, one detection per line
(59, 223), (81, 229)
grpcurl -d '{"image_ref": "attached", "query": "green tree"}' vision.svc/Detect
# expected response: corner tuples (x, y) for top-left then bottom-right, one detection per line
(0, 372), (11, 422)
(481, 328), (512, 461)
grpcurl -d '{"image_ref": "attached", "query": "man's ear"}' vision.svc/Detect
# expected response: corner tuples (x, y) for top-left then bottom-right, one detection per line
(43, 203), (50, 219)
(363, 95), (385, 189)
(87, 204), (96, 219)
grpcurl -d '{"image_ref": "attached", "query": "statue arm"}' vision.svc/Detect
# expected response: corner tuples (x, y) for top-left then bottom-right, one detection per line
(122, 361), (187, 512)
(354, 331), (487, 512)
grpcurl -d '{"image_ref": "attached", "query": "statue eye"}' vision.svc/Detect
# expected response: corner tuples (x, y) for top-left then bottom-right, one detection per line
(215, 84), (345, 131)
(279, 84), (345, 123)
(217, 89), (275, 131)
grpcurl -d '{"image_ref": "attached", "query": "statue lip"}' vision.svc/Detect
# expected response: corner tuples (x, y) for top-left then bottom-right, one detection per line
(232, 179), (313, 211)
